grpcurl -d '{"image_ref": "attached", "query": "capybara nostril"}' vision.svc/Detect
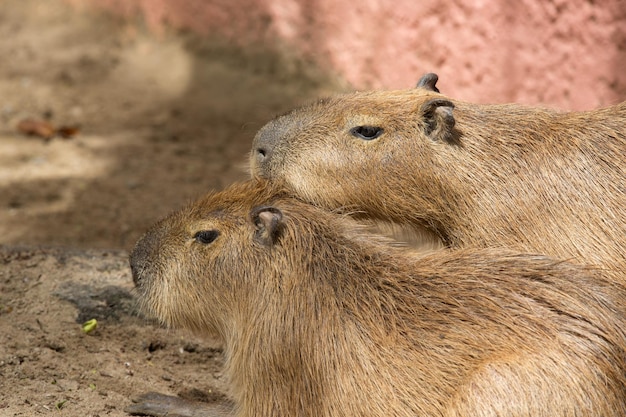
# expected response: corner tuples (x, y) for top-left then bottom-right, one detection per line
(256, 147), (268, 162)
(250, 146), (273, 179)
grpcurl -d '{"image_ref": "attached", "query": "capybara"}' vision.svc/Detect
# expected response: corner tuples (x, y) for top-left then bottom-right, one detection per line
(250, 74), (626, 277)
(128, 180), (626, 417)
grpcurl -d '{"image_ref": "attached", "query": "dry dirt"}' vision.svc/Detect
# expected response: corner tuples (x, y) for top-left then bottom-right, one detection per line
(0, 1), (341, 415)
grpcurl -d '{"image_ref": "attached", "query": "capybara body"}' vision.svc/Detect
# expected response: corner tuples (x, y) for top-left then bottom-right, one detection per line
(130, 180), (626, 417)
(250, 74), (626, 276)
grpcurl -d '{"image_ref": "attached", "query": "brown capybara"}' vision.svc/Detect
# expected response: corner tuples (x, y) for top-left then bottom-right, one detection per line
(250, 74), (626, 277)
(128, 180), (626, 417)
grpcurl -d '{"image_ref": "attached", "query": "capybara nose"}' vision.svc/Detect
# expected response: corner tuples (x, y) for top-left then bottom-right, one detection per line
(129, 241), (147, 287)
(255, 145), (271, 165)
(252, 141), (274, 177)
(129, 229), (159, 287)
(252, 126), (281, 177)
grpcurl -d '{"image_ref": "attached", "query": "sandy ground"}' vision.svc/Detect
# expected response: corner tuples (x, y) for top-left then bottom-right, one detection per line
(0, 1), (340, 415)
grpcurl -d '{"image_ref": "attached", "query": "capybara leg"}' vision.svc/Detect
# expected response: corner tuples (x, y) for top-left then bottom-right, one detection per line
(448, 355), (625, 417)
(125, 392), (234, 417)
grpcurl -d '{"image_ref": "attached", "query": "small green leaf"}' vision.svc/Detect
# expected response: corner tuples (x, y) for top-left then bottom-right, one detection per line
(81, 319), (98, 334)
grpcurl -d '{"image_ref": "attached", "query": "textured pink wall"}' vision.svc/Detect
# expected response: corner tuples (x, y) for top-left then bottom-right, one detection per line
(66, 0), (626, 110)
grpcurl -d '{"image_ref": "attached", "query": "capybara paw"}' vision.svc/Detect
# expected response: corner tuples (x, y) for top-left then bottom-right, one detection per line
(126, 391), (233, 417)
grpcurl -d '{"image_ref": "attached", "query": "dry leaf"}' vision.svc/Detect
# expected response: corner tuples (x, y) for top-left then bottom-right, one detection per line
(16, 118), (55, 139)
(56, 125), (81, 139)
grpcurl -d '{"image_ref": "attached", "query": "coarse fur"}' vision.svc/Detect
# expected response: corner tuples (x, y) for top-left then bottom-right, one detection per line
(250, 75), (626, 277)
(130, 180), (626, 417)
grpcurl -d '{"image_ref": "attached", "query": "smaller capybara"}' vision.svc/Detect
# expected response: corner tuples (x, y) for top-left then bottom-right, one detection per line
(128, 180), (626, 417)
(250, 74), (626, 278)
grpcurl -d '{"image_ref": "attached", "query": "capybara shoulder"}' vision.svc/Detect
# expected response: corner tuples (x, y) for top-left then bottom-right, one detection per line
(131, 179), (626, 417)
(250, 74), (626, 278)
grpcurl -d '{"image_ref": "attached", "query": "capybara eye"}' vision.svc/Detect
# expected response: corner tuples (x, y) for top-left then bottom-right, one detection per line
(350, 126), (384, 140)
(194, 230), (220, 244)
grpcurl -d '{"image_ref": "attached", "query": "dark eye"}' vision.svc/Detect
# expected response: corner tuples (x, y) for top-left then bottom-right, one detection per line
(194, 230), (220, 244)
(350, 126), (384, 140)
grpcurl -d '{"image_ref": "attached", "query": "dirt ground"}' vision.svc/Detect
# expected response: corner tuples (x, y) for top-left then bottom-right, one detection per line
(0, 1), (342, 415)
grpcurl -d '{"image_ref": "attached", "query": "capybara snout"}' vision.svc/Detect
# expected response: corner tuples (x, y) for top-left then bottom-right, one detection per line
(130, 227), (161, 287)
(253, 117), (291, 173)
(130, 217), (188, 290)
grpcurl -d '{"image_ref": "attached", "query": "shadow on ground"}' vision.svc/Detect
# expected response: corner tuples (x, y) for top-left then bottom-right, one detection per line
(0, 0), (344, 251)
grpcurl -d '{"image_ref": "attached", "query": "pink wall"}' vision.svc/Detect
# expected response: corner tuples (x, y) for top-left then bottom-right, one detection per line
(66, 0), (626, 110)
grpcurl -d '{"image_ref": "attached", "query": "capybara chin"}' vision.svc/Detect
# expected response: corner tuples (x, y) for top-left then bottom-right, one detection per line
(250, 73), (626, 277)
(130, 180), (626, 417)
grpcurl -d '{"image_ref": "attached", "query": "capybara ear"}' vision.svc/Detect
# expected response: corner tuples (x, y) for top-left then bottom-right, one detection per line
(416, 73), (440, 93)
(421, 99), (456, 142)
(251, 206), (284, 246)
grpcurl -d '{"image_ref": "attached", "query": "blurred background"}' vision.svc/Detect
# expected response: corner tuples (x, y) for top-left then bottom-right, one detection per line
(1, 0), (625, 252)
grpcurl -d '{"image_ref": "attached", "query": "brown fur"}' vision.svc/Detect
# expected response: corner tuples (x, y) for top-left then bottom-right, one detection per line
(130, 180), (626, 417)
(250, 77), (626, 278)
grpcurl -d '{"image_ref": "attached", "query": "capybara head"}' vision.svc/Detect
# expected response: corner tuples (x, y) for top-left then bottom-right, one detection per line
(131, 181), (280, 337)
(250, 74), (459, 231)
(130, 180), (376, 340)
